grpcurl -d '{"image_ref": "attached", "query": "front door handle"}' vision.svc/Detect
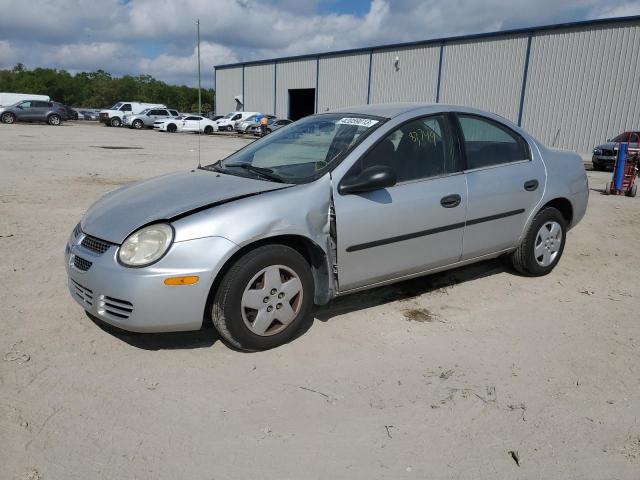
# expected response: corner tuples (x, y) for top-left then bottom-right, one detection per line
(440, 194), (462, 208)
(524, 179), (539, 191)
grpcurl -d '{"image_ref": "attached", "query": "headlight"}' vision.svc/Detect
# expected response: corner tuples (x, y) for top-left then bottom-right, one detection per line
(593, 148), (602, 155)
(118, 223), (174, 267)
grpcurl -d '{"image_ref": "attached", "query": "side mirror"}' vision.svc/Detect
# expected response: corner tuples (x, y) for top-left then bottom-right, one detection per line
(339, 165), (397, 195)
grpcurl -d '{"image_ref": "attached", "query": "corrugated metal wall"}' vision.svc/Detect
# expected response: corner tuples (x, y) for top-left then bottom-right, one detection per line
(275, 59), (317, 118)
(318, 53), (369, 111)
(439, 35), (528, 122)
(244, 63), (275, 115)
(370, 45), (440, 103)
(522, 22), (640, 152)
(215, 67), (243, 114)
(215, 19), (640, 153)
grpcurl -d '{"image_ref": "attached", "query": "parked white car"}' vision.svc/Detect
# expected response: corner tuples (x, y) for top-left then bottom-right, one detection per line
(154, 115), (218, 134)
(100, 102), (166, 127)
(0, 92), (50, 107)
(215, 111), (260, 131)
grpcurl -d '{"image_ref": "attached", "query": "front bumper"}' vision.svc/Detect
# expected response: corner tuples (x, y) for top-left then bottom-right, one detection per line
(592, 154), (616, 168)
(65, 230), (237, 332)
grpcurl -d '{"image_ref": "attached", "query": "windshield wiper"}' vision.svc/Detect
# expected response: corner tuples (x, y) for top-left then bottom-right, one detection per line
(223, 163), (285, 183)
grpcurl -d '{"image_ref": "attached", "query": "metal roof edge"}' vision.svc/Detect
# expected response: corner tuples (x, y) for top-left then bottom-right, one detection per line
(214, 14), (640, 70)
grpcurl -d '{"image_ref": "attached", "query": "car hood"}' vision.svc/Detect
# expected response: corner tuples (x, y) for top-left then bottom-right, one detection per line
(81, 169), (288, 244)
(595, 142), (616, 151)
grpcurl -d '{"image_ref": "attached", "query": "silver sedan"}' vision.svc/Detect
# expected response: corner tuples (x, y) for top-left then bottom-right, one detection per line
(65, 103), (588, 351)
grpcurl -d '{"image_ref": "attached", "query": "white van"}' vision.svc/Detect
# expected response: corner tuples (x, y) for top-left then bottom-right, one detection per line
(215, 111), (260, 131)
(0, 92), (50, 107)
(99, 101), (166, 127)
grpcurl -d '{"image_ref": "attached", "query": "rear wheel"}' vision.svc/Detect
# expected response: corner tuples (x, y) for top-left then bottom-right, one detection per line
(212, 245), (314, 351)
(627, 184), (638, 197)
(167, 123), (177, 133)
(204, 125), (213, 134)
(110, 117), (121, 127)
(1, 112), (16, 124)
(47, 114), (61, 126)
(511, 207), (566, 276)
(132, 119), (143, 129)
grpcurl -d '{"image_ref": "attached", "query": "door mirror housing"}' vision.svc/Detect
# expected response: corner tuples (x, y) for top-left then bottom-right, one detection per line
(339, 165), (397, 195)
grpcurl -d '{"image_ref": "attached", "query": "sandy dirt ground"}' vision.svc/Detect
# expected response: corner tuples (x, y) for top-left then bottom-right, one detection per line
(1, 122), (639, 480)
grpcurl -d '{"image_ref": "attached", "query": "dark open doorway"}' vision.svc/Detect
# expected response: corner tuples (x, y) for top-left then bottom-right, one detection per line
(288, 89), (315, 121)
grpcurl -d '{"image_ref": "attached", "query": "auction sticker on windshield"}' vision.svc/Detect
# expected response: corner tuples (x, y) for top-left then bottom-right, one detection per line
(337, 118), (379, 128)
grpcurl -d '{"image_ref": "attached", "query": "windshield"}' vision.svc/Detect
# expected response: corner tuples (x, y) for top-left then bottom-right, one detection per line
(613, 132), (639, 142)
(222, 112), (235, 119)
(109, 102), (123, 110)
(204, 113), (384, 183)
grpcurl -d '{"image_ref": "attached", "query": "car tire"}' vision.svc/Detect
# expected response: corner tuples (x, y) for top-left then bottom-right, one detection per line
(167, 123), (177, 133)
(510, 206), (567, 276)
(204, 125), (213, 134)
(627, 184), (637, 197)
(110, 117), (122, 127)
(47, 114), (61, 126)
(1, 112), (16, 124)
(212, 245), (314, 352)
(132, 119), (143, 129)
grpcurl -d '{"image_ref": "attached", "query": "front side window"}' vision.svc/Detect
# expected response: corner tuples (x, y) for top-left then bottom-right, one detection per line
(185, 116), (201, 121)
(458, 115), (530, 169)
(352, 115), (453, 183)
(232, 114), (242, 120)
(19, 101), (33, 108)
(206, 114), (383, 184)
(121, 104), (132, 112)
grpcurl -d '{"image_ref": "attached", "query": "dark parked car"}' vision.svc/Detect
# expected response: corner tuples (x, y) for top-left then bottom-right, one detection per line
(61, 104), (79, 121)
(0, 100), (66, 125)
(592, 131), (639, 170)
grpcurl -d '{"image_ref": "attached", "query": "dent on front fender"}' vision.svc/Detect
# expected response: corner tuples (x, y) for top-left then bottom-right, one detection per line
(171, 174), (337, 303)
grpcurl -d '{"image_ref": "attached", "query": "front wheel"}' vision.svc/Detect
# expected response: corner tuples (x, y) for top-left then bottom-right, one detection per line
(47, 114), (61, 126)
(627, 184), (638, 197)
(204, 125), (213, 134)
(212, 245), (314, 351)
(1, 112), (16, 124)
(110, 117), (121, 127)
(166, 123), (177, 133)
(510, 207), (567, 276)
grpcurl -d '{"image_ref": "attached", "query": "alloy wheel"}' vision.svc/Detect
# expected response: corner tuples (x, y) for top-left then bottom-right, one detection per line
(534, 221), (562, 267)
(240, 265), (303, 336)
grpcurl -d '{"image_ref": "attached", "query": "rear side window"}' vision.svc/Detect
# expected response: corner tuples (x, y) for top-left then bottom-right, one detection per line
(457, 115), (530, 169)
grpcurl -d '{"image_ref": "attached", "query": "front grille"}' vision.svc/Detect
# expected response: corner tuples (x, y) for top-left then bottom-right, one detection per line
(73, 255), (92, 271)
(602, 149), (615, 157)
(97, 295), (134, 320)
(81, 235), (112, 254)
(71, 279), (93, 306)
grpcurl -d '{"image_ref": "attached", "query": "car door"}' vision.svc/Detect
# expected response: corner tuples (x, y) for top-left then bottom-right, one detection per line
(332, 114), (468, 291)
(31, 101), (51, 121)
(15, 101), (34, 120)
(455, 113), (546, 259)
(182, 116), (201, 131)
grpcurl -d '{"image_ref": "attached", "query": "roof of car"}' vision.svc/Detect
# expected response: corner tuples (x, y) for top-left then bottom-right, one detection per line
(330, 102), (494, 119)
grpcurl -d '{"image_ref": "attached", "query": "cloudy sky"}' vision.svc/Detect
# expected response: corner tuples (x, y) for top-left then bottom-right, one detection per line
(1, 0), (639, 88)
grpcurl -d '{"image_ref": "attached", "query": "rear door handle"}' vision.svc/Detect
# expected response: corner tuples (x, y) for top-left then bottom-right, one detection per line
(524, 179), (539, 191)
(440, 194), (462, 208)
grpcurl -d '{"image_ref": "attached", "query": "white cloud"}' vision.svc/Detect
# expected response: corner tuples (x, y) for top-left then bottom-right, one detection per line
(0, 0), (638, 86)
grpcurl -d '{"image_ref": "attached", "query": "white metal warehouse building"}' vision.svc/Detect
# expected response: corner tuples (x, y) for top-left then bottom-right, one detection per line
(214, 16), (640, 153)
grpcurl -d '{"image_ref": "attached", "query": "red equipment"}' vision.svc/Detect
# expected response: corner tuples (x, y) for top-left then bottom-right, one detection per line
(606, 132), (638, 197)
